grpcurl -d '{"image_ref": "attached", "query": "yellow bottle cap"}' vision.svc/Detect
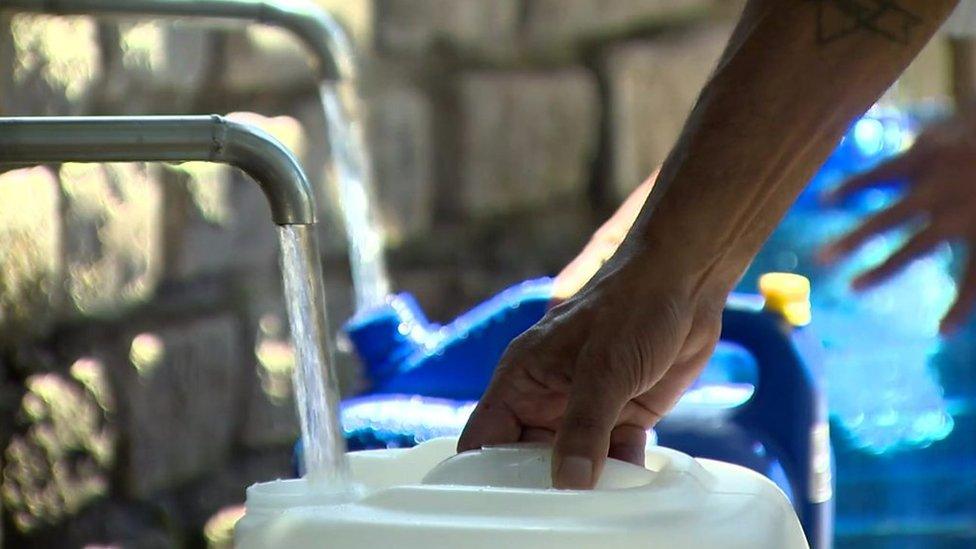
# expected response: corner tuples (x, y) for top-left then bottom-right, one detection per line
(759, 273), (812, 327)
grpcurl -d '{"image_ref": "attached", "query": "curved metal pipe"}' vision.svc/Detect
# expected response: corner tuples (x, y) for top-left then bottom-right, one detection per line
(0, 115), (316, 225)
(0, 0), (354, 81)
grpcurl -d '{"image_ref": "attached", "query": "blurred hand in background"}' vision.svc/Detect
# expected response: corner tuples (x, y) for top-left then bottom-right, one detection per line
(820, 108), (976, 334)
(550, 171), (658, 305)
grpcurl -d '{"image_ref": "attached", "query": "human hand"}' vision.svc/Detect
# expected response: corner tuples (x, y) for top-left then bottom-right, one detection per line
(820, 110), (976, 333)
(458, 245), (726, 489)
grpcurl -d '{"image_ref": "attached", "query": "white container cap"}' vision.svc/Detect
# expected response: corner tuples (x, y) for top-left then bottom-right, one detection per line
(237, 437), (808, 549)
(420, 442), (660, 490)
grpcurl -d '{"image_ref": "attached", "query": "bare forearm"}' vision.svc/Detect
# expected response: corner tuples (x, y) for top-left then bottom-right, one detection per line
(627, 0), (958, 297)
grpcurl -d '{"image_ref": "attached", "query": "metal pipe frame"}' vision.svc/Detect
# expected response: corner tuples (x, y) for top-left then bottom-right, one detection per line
(0, 0), (354, 82)
(0, 115), (317, 225)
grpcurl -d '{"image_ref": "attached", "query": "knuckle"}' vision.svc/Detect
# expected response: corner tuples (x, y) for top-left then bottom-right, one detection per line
(563, 413), (607, 435)
(502, 328), (548, 363)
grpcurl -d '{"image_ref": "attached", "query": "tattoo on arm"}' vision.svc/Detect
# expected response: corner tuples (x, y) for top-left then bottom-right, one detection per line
(810, 1), (922, 44)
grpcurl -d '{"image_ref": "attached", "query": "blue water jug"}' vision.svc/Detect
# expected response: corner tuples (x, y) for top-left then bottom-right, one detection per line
(344, 278), (553, 399)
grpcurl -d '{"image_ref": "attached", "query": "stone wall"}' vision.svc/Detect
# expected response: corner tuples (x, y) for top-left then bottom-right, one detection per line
(0, 1), (952, 546)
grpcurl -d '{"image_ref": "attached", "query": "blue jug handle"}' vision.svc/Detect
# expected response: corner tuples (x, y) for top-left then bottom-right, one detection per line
(720, 295), (832, 549)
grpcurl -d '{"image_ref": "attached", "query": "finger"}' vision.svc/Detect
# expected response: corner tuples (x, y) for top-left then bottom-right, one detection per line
(457, 372), (522, 453)
(942, 255), (976, 335)
(520, 427), (555, 445)
(608, 423), (648, 467)
(851, 227), (942, 290)
(458, 326), (569, 453)
(819, 201), (915, 264)
(825, 153), (920, 204)
(551, 355), (631, 489)
(635, 349), (715, 430)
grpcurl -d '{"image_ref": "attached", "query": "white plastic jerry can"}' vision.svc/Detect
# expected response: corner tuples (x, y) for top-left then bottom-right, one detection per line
(236, 437), (808, 549)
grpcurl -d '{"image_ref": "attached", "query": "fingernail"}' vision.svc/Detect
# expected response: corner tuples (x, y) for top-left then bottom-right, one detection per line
(554, 456), (593, 489)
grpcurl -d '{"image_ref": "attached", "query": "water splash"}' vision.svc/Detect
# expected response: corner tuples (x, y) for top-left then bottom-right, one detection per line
(278, 225), (350, 487)
(745, 208), (956, 454)
(815, 224), (956, 453)
(739, 104), (957, 453)
(320, 83), (391, 313)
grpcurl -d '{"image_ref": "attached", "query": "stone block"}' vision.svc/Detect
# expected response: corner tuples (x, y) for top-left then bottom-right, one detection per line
(90, 20), (217, 114)
(315, 0), (375, 49)
(238, 262), (361, 449)
(59, 163), (163, 319)
(893, 34), (951, 104)
(392, 266), (466, 323)
(54, 499), (174, 549)
(6, 495), (176, 548)
(161, 162), (231, 281)
(456, 68), (600, 217)
(102, 20), (213, 108)
(117, 21), (167, 80)
(366, 82), (434, 241)
(373, 0), (519, 60)
(522, 0), (716, 56)
(0, 14), (100, 115)
(106, 315), (243, 497)
(236, 269), (299, 449)
(222, 26), (315, 94)
(320, 262), (365, 396)
(167, 450), (290, 548)
(0, 167), (62, 340)
(241, 330), (300, 448)
(388, 199), (593, 322)
(1, 360), (115, 536)
(604, 24), (733, 199)
(160, 23), (213, 98)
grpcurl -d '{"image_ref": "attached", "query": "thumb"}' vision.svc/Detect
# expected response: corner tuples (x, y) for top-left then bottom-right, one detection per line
(551, 360), (630, 489)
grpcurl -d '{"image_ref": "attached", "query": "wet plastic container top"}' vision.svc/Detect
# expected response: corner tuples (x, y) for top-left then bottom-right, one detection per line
(237, 437), (808, 548)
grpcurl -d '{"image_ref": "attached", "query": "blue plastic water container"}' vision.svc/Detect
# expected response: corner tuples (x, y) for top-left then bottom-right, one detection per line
(345, 278), (553, 400)
(741, 106), (956, 455)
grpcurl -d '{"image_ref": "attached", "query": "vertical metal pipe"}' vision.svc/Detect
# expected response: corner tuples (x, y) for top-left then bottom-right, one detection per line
(0, 0), (354, 81)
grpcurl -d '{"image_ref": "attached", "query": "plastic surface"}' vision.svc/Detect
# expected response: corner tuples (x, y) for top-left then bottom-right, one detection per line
(759, 273), (812, 327)
(239, 438), (808, 549)
(666, 302), (833, 549)
(421, 443), (659, 490)
(345, 278), (552, 400)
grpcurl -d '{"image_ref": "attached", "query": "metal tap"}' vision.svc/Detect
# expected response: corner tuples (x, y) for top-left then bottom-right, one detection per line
(0, 0), (355, 81)
(0, 115), (316, 225)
